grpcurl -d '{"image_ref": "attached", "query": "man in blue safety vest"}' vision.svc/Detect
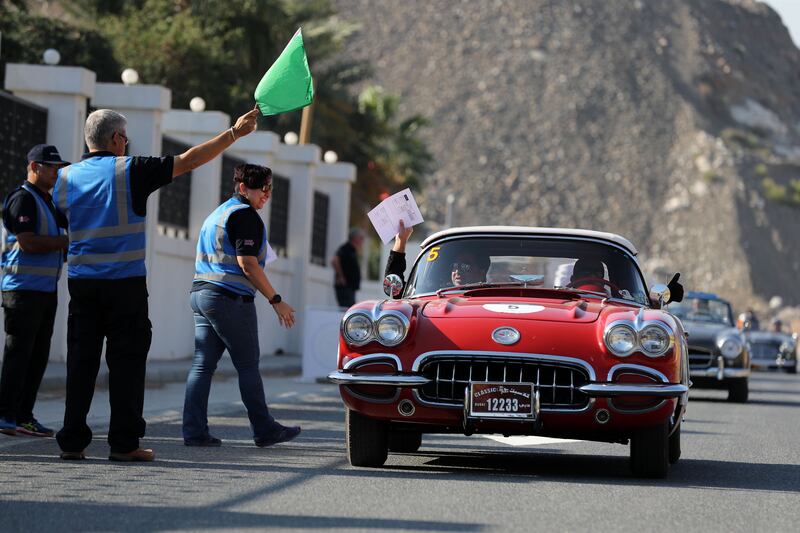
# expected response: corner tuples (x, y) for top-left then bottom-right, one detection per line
(54, 106), (259, 462)
(0, 144), (69, 438)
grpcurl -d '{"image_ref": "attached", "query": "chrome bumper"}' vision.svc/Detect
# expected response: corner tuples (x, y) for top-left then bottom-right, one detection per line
(327, 371), (430, 387)
(579, 383), (688, 398)
(689, 355), (750, 380)
(329, 371), (687, 399)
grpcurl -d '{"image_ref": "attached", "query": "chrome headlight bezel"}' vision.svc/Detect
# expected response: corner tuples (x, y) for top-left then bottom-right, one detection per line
(717, 336), (743, 359)
(605, 324), (638, 357)
(604, 317), (675, 359)
(375, 313), (409, 346)
(342, 312), (374, 346)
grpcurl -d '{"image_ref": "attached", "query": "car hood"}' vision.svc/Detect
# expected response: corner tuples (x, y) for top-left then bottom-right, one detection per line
(422, 295), (603, 323)
(683, 321), (739, 345)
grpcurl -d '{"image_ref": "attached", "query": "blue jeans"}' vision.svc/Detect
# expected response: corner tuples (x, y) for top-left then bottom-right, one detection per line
(183, 289), (276, 442)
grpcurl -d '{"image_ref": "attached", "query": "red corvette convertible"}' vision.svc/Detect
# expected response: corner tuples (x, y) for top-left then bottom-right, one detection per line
(329, 227), (688, 478)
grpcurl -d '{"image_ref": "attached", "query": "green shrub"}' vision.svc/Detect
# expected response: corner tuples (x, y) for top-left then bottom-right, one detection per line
(761, 177), (787, 201)
(754, 163), (768, 176)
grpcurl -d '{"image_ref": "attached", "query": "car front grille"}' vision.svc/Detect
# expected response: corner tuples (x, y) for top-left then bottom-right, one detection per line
(418, 356), (591, 410)
(750, 343), (779, 359)
(689, 346), (714, 368)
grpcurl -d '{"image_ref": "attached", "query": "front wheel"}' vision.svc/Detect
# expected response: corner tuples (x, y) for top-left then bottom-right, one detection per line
(630, 422), (669, 478)
(785, 365), (797, 375)
(727, 378), (749, 403)
(668, 423), (681, 464)
(346, 409), (388, 467)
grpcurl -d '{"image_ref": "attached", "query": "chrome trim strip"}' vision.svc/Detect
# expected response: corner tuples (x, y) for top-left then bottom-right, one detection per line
(343, 353), (402, 372)
(410, 350), (597, 380)
(580, 383), (688, 398)
(327, 371), (429, 387)
(689, 368), (751, 379)
(607, 364), (669, 383)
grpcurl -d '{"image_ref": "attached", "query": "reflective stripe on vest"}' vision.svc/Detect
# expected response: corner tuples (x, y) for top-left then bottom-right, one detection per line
(56, 156), (147, 279)
(1, 182), (64, 292)
(193, 197), (266, 296)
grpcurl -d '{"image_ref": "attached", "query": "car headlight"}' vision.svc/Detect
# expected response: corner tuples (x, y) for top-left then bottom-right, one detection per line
(605, 325), (637, 357)
(639, 325), (671, 357)
(343, 313), (373, 345)
(376, 314), (407, 346)
(718, 337), (743, 359)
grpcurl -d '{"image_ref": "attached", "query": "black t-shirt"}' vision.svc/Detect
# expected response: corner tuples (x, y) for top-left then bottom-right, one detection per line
(335, 242), (361, 290)
(80, 151), (174, 217)
(2, 183), (68, 236)
(192, 194), (265, 295)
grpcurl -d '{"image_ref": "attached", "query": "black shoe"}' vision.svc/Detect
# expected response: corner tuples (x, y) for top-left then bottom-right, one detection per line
(184, 435), (222, 447)
(60, 450), (86, 460)
(255, 426), (301, 447)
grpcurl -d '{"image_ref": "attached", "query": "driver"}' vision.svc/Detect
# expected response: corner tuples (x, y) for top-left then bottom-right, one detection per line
(688, 298), (712, 320)
(450, 250), (490, 286)
(569, 258), (611, 296)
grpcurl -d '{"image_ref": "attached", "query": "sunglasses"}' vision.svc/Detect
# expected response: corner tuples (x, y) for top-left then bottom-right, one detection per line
(115, 131), (129, 146)
(451, 262), (473, 273)
(261, 182), (273, 193)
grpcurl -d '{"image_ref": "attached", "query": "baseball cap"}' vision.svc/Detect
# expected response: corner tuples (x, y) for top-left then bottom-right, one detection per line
(26, 144), (69, 166)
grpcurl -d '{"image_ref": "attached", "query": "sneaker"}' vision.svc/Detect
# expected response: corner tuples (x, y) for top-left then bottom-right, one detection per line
(60, 450), (86, 460)
(184, 435), (222, 447)
(109, 448), (155, 462)
(0, 418), (16, 436)
(17, 419), (55, 437)
(255, 425), (301, 447)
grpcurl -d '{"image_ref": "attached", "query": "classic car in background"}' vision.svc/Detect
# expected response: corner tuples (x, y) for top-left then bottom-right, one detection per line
(329, 227), (689, 478)
(748, 330), (797, 374)
(667, 292), (750, 402)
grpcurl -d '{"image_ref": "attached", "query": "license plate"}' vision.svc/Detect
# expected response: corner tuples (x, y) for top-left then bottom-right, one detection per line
(468, 382), (535, 419)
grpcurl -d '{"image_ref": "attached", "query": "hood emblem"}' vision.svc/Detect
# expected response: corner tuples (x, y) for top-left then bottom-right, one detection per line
(492, 327), (521, 345)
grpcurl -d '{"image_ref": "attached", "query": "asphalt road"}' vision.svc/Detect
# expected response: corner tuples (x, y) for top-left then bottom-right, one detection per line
(1, 372), (798, 532)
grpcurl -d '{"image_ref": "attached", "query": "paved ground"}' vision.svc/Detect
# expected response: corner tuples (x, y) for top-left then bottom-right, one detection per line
(1, 372), (798, 532)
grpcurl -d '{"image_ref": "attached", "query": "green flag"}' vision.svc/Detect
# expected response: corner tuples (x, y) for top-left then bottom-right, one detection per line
(254, 28), (314, 116)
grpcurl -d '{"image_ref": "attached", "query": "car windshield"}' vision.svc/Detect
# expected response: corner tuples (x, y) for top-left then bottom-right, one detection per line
(405, 236), (648, 305)
(667, 297), (732, 326)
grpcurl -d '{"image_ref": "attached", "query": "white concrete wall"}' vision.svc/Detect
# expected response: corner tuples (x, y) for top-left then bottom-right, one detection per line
(1, 63), (357, 362)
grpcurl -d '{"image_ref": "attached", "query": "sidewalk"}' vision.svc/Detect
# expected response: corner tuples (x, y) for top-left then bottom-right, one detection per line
(39, 353), (302, 393)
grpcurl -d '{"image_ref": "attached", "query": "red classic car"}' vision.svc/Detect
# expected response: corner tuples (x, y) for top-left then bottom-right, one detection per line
(329, 227), (689, 478)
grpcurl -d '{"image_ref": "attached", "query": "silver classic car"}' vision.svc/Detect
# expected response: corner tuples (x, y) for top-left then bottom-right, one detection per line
(748, 330), (797, 374)
(667, 292), (750, 402)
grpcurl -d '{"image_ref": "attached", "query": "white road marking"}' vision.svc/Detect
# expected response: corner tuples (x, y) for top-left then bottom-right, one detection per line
(482, 435), (583, 446)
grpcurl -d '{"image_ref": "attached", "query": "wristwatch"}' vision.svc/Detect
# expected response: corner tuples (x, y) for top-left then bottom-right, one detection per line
(269, 293), (282, 305)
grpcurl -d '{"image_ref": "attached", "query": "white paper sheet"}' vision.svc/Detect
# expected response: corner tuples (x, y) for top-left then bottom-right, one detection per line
(367, 188), (424, 243)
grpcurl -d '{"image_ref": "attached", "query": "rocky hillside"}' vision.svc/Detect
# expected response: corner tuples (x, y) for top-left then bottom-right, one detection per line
(334, 0), (800, 311)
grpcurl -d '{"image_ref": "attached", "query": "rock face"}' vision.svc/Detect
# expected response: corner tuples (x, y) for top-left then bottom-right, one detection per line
(333, 0), (800, 310)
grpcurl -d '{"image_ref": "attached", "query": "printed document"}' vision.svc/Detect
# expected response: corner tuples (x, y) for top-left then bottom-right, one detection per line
(367, 188), (424, 243)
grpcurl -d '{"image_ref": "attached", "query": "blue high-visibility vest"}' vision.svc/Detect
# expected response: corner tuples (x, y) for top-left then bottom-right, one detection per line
(54, 156), (146, 279)
(194, 196), (267, 297)
(1, 183), (64, 292)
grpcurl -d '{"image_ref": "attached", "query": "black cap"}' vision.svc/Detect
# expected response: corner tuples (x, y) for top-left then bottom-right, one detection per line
(26, 144), (69, 166)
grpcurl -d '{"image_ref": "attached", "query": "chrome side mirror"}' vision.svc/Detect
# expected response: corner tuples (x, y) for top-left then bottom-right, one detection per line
(383, 274), (404, 299)
(649, 283), (671, 309)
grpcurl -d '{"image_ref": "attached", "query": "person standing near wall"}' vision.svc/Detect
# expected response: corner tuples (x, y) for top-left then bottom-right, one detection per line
(331, 228), (364, 307)
(54, 106), (259, 462)
(0, 145), (69, 437)
(185, 163), (299, 448)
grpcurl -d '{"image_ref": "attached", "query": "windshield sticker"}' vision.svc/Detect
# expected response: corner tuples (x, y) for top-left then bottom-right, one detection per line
(427, 246), (441, 262)
(483, 304), (545, 314)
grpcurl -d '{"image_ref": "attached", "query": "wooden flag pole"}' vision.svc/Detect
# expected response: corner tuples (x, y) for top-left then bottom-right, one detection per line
(299, 81), (316, 144)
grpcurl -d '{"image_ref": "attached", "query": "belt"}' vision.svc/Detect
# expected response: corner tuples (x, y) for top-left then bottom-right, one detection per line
(223, 291), (254, 303)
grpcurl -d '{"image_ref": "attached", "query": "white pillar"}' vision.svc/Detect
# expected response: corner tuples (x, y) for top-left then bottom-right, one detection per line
(3, 64), (96, 362)
(272, 143), (320, 353)
(162, 110), (230, 239)
(4, 64), (95, 164)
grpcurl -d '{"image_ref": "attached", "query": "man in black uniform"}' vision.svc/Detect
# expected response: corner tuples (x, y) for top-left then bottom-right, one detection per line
(0, 144), (69, 437)
(54, 106), (259, 462)
(331, 228), (364, 307)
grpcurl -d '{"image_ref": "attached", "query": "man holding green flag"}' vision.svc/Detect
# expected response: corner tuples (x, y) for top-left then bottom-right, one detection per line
(255, 28), (314, 115)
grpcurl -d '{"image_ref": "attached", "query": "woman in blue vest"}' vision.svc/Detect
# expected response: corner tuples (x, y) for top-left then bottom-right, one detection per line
(184, 163), (299, 447)
(0, 144), (69, 437)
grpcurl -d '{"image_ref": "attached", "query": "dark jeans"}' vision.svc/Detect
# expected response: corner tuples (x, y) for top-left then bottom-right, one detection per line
(0, 290), (58, 423)
(183, 289), (276, 441)
(55, 277), (152, 454)
(335, 286), (356, 307)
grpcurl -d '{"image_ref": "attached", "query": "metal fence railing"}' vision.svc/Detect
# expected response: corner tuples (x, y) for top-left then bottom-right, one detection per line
(310, 191), (329, 266)
(0, 91), (48, 203)
(268, 175), (289, 257)
(158, 136), (192, 238)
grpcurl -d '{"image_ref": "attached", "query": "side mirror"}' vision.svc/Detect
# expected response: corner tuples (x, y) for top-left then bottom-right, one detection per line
(382, 274), (404, 299)
(666, 273), (684, 303)
(649, 283), (671, 309)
